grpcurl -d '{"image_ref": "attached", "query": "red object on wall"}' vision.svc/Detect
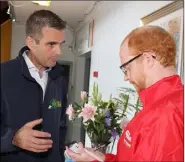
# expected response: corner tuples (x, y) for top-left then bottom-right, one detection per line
(93, 71), (98, 78)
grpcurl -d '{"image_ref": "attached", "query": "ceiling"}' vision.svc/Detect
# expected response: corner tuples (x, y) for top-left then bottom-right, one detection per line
(9, 1), (96, 29)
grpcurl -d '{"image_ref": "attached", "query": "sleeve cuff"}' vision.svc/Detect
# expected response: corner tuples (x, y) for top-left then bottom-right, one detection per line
(1, 128), (20, 153)
(104, 153), (116, 161)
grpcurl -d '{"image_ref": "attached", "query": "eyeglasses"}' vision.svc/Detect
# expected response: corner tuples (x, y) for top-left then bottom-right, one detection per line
(120, 54), (143, 74)
(120, 53), (156, 75)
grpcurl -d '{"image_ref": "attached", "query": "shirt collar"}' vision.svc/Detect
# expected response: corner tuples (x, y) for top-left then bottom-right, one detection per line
(139, 75), (182, 109)
(23, 51), (36, 70)
(23, 51), (51, 72)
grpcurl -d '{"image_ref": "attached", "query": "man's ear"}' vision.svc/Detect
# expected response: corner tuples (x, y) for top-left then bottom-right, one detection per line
(26, 36), (36, 51)
(144, 52), (155, 68)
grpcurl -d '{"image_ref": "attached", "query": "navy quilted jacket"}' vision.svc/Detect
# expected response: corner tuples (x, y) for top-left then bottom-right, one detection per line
(1, 46), (68, 162)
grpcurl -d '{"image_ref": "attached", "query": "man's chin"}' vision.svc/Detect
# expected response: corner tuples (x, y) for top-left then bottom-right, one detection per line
(48, 62), (56, 68)
(131, 83), (143, 92)
(136, 86), (145, 93)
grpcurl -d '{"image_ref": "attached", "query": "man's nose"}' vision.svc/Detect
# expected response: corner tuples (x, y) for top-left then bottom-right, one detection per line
(55, 45), (61, 56)
(124, 74), (129, 81)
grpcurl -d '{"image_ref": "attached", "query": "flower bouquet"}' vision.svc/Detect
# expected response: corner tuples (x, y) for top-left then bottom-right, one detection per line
(66, 83), (125, 151)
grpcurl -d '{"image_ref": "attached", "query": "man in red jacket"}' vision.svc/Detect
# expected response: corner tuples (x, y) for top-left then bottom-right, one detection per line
(65, 25), (184, 162)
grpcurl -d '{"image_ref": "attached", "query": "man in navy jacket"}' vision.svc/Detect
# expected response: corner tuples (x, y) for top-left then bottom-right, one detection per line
(1, 10), (68, 162)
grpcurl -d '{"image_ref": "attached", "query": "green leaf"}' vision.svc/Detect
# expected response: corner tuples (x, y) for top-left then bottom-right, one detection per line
(73, 102), (82, 109)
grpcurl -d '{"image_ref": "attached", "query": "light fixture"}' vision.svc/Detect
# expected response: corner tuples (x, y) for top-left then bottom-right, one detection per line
(31, 1), (51, 7)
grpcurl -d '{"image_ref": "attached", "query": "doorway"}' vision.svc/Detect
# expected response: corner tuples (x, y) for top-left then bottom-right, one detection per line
(83, 51), (91, 92)
(57, 61), (72, 144)
(80, 51), (91, 143)
(58, 61), (73, 104)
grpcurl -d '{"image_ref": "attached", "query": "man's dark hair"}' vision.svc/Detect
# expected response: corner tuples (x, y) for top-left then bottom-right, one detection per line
(26, 9), (66, 42)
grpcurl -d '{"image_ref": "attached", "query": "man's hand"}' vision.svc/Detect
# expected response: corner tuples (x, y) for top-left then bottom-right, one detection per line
(12, 119), (53, 153)
(84, 148), (105, 162)
(65, 142), (100, 162)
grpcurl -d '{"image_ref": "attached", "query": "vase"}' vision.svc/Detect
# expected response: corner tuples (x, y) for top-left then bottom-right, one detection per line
(91, 141), (108, 153)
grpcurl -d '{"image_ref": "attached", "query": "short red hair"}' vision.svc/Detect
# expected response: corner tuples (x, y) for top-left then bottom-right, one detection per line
(122, 25), (176, 67)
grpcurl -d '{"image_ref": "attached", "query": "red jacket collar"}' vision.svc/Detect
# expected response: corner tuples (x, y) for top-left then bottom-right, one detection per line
(139, 75), (182, 109)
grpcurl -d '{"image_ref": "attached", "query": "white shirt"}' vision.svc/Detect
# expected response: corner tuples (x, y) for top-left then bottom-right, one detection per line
(23, 52), (51, 100)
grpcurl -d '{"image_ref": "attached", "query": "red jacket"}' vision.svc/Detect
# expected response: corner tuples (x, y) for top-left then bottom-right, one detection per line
(103, 75), (183, 161)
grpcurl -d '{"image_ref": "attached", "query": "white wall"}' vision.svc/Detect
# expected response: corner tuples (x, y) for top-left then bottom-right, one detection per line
(76, 1), (173, 98)
(75, 1), (173, 149)
(11, 23), (26, 59)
